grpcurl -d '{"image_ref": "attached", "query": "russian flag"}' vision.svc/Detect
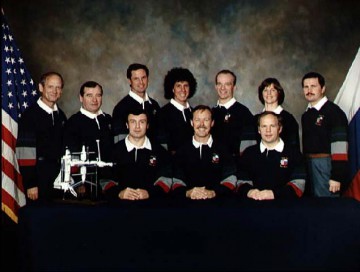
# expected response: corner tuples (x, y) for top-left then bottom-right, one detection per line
(334, 47), (360, 201)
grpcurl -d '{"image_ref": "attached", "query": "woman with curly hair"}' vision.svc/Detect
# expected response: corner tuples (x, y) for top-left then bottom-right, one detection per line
(157, 67), (197, 155)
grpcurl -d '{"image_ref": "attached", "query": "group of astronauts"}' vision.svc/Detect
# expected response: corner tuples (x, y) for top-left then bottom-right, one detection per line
(16, 63), (349, 203)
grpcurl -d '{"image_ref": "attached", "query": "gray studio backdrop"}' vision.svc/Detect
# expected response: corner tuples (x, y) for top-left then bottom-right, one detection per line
(3, 0), (360, 135)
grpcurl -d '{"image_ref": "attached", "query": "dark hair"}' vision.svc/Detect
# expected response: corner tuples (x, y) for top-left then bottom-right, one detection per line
(163, 67), (197, 100)
(258, 78), (285, 105)
(257, 111), (283, 127)
(192, 104), (213, 120)
(215, 69), (237, 85)
(302, 72), (325, 88)
(79, 81), (103, 97)
(40, 71), (64, 88)
(126, 108), (149, 123)
(126, 63), (149, 79)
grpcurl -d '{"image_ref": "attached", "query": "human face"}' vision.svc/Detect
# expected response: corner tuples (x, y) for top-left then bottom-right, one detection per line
(80, 86), (102, 114)
(129, 69), (148, 98)
(258, 114), (282, 147)
(191, 109), (214, 142)
(173, 81), (190, 105)
(303, 77), (325, 106)
(127, 113), (148, 140)
(215, 73), (235, 104)
(38, 74), (63, 108)
(262, 83), (279, 106)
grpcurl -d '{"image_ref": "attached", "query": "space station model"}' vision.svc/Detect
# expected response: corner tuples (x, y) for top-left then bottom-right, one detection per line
(53, 140), (113, 197)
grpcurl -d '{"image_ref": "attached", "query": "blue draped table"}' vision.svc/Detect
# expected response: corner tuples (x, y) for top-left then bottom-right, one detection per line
(18, 197), (360, 271)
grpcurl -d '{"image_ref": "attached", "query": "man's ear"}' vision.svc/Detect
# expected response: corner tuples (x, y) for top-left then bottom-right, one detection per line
(38, 83), (44, 94)
(321, 86), (326, 95)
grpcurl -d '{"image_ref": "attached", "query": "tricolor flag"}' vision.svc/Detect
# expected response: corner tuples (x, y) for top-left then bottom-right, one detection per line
(2, 12), (39, 223)
(334, 47), (360, 201)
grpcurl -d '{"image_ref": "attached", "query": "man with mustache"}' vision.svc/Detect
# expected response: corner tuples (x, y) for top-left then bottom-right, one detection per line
(172, 105), (237, 199)
(301, 72), (349, 197)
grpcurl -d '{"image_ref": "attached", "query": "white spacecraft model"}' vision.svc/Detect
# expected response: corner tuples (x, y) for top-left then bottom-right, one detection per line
(54, 140), (113, 197)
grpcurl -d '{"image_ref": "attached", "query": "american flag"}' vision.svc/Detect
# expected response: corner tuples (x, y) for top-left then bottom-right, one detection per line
(2, 12), (39, 223)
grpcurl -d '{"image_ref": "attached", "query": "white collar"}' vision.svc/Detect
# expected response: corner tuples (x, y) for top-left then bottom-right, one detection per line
(192, 135), (213, 148)
(217, 97), (236, 109)
(260, 138), (284, 153)
(129, 89), (151, 104)
(80, 107), (103, 119)
(307, 96), (328, 111)
(125, 135), (152, 152)
(170, 98), (190, 111)
(263, 105), (283, 114)
(37, 98), (58, 114)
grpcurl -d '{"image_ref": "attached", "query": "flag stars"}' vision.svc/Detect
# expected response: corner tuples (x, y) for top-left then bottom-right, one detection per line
(22, 101), (29, 109)
(7, 80), (12, 86)
(8, 102), (14, 109)
(21, 79), (26, 85)
(6, 68), (11, 74)
(22, 90), (28, 97)
(19, 57), (24, 64)
(4, 45), (9, 52)
(20, 68), (24, 75)
(5, 57), (10, 63)
(31, 90), (37, 96)
(7, 91), (13, 97)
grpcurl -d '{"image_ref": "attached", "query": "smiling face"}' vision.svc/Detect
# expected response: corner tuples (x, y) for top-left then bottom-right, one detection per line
(38, 74), (63, 108)
(262, 83), (279, 106)
(191, 108), (214, 143)
(173, 81), (190, 106)
(80, 85), (102, 114)
(215, 73), (236, 104)
(129, 68), (149, 98)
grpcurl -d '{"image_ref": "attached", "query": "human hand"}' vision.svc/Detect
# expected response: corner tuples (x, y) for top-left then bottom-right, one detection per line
(136, 188), (149, 200)
(247, 189), (274, 200)
(329, 180), (341, 193)
(186, 187), (212, 200)
(27, 187), (39, 200)
(119, 187), (140, 200)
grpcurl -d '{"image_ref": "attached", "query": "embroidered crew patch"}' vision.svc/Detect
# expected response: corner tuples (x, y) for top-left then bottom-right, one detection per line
(212, 153), (220, 164)
(280, 157), (288, 168)
(224, 114), (231, 123)
(149, 155), (157, 166)
(315, 115), (324, 126)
